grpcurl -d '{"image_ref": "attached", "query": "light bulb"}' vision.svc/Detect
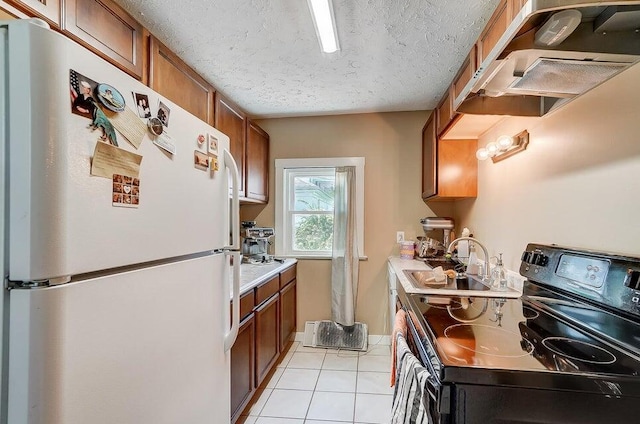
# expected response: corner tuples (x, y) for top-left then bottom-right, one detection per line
(486, 142), (499, 156)
(497, 135), (514, 150)
(476, 148), (490, 161)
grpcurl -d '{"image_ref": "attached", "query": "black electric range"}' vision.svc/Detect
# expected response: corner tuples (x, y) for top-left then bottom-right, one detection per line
(398, 244), (640, 424)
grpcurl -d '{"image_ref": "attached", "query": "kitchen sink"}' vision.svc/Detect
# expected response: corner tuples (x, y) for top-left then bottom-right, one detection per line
(403, 269), (492, 292)
(419, 257), (462, 272)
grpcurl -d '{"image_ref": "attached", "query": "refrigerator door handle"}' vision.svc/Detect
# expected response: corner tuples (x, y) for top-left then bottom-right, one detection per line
(224, 149), (240, 251)
(224, 250), (241, 351)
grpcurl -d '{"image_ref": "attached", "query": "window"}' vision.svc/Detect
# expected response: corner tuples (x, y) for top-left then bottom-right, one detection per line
(275, 158), (365, 258)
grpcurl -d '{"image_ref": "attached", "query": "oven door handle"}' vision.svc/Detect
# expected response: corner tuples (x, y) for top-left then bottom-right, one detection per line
(404, 309), (441, 400)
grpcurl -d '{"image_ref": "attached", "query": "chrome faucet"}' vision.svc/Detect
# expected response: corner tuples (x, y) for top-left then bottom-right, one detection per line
(447, 237), (491, 282)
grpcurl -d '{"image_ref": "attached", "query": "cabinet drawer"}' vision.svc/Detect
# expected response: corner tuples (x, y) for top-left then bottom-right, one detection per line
(240, 291), (255, 320)
(255, 275), (279, 306)
(232, 290), (256, 322)
(280, 264), (297, 289)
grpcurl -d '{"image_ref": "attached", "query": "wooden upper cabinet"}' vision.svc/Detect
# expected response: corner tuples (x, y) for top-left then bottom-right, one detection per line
(436, 88), (456, 137)
(6, 0), (60, 25)
(423, 114), (477, 201)
(510, 0), (526, 16)
(436, 139), (477, 199)
(246, 120), (269, 203)
(215, 93), (247, 198)
(421, 114), (437, 200)
(477, 0), (510, 66)
(63, 0), (143, 79)
(477, 0), (526, 67)
(452, 46), (477, 107)
(149, 35), (215, 125)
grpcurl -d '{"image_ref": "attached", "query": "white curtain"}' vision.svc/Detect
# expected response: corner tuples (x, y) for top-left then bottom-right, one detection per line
(331, 166), (359, 327)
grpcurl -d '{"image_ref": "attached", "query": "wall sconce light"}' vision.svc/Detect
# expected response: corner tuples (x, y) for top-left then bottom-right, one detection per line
(476, 130), (529, 163)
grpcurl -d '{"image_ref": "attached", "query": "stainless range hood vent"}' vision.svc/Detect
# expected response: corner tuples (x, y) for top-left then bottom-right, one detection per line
(509, 58), (629, 96)
(455, 1), (640, 117)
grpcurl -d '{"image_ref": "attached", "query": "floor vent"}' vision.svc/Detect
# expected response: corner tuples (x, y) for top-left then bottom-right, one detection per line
(302, 320), (368, 352)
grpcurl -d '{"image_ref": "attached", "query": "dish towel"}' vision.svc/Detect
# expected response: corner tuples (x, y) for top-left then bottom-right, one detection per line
(390, 309), (408, 386)
(391, 333), (431, 424)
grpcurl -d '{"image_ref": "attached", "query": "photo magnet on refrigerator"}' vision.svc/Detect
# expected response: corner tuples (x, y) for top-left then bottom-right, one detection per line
(194, 150), (210, 170)
(112, 174), (140, 208)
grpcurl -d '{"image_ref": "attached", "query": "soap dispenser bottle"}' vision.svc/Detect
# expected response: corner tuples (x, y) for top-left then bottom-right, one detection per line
(491, 253), (508, 291)
(466, 244), (480, 275)
(457, 228), (471, 263)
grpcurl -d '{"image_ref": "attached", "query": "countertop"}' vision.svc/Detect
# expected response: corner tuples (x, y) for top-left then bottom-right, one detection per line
(388, 256), (521, 298)
(232, 258), (298, 298)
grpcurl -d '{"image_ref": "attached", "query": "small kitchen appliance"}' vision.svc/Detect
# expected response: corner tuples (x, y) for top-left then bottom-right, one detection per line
(241, 221), (275, 263)
(420, 217), (454, 253)
(397, 243), (640, 423)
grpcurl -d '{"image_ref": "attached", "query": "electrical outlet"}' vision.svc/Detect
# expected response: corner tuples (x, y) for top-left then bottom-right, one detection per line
(396, 231), (405, 243)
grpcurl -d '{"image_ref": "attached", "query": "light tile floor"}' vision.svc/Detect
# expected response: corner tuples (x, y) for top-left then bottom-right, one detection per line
(238, 341), (393, 424)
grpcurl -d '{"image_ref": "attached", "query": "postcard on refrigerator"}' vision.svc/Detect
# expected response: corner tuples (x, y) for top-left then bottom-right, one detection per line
(91, 141), (142, 179)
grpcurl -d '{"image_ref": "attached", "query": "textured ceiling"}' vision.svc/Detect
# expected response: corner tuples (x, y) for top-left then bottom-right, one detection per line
(115, 0), (501, 118)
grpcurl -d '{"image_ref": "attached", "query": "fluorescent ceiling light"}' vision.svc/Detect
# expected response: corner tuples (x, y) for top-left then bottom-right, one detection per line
(308, 0), (340, 53)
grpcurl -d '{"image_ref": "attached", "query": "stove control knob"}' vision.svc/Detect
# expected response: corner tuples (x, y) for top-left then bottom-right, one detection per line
(521, 251), (533, 263)
(532, 253), (549, 267)
(625, 269), (640, 290)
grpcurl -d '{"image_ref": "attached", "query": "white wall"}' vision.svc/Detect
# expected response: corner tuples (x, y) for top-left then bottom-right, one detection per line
(455, 63), (640, 272)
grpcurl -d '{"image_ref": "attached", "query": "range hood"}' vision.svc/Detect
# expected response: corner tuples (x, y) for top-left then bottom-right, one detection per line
(455, 0), (640, 116)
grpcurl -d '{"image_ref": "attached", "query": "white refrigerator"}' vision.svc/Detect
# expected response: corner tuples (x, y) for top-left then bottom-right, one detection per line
(0, 19), (241, 424)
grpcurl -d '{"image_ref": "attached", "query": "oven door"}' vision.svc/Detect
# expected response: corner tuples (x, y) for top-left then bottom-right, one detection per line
(404, 307), (452, 424)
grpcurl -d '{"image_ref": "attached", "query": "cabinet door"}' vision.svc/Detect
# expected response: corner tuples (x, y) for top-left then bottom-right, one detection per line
(452, 46), (477, 108)
(436, 90), (453, 136)
(6, 0), (59, 25)
(255, 294), (279, 387)
(421, 114), (437, 199)
(231, 315), (255, 423)
(64, 0), (143, 79)
(477, 0), (509, 65)
(437, 139), (478, 198)
(279, 279), (296, 351)
(215, 93), (247, 198)
(149, 36), (215, 125)
(246, 120), (269, 203)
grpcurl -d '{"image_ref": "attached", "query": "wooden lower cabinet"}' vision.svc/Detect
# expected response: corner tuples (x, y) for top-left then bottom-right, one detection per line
(279, 279), (296, 351)
(231, 264), (297, 422)
(254, 293), (280, 387)
(230, 315), (255, 423)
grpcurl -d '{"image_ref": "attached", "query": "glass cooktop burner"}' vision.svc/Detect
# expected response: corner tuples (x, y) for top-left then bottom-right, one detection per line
(443, 324), (534, 358)
(541, 337), (617, 365)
